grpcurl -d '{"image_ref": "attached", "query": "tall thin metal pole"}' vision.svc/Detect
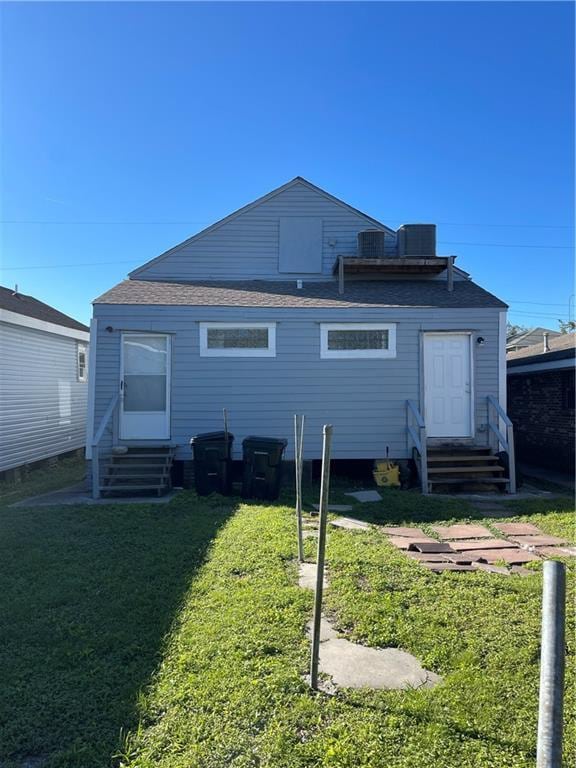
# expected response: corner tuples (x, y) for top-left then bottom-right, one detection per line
(310, 424), (333, 690)
(537, 560), (566, 768)
(294, 415), (304, 563)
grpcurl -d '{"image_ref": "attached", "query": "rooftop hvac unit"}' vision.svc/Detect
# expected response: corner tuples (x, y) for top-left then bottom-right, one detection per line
(397, 224), (436, 257)
(357, 230), (386, 259)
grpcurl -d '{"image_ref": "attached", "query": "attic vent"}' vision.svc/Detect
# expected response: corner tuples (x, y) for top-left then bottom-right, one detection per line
(358, 230), (386, 259)
(397, 224), (436, 257)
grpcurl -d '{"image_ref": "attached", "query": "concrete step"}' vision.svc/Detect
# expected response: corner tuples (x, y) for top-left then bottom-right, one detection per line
(429, 477), (509, 485)
(99, 483), (167, 491)
(428, 466), (505, 475)
(428, 454), (500, 463)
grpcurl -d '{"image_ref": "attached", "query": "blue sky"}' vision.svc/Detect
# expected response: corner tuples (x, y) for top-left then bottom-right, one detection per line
(1, 1), (574, 327)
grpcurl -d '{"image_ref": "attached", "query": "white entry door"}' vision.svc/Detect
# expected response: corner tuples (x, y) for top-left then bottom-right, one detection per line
(120, 333), (171, 440)
(423, 333), (472, 438)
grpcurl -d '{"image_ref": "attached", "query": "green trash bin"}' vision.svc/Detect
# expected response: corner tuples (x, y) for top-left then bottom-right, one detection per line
(242, 436), (288, 500)
(190, 431), (234, 496)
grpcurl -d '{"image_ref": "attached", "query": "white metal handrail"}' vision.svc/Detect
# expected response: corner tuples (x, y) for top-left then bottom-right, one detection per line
(91, 392), (120, 499)
(406, 399), (428, 494)
(487, 395), (516, 494)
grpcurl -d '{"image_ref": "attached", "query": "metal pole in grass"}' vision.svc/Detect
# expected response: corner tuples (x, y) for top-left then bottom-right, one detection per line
(536, 560), (566, 768)
(310, 424), (333, 691)
(294, 415), (305, 563)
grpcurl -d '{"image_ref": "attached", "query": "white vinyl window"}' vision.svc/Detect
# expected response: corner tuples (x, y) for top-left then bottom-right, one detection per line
(320, 323), (397, 359)
(77, 343), (88, 381)
(200, 323), (276, 357)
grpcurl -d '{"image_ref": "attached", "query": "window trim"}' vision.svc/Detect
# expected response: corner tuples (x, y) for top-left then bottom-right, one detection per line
(320, 323), (397, 359)
(199, 322), (276, 358)
(77, 342), (88, 382)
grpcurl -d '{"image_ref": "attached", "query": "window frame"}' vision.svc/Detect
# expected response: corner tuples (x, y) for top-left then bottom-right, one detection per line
(320, 323), (397, 359)
(77, 342), (88, 382)
(199, 322), (277, 358)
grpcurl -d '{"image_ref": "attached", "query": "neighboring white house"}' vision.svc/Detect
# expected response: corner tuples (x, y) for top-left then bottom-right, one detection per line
(0, 285), (90, 476)
(88, 177), (514, 495)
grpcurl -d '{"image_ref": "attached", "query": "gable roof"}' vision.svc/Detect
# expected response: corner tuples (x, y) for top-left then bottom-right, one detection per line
(94, 278), (507, 310)
(0, 285), (89, 333)
(128, 177), (396, 279)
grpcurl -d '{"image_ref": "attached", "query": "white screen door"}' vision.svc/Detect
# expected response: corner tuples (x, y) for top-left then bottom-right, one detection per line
(120, 334), (170, 440)
(423, 333), (472, 438)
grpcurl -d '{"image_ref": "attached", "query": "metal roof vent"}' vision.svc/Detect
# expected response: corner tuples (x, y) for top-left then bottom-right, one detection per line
(357, 230), (386, 259)
(397, 224), (436, 257)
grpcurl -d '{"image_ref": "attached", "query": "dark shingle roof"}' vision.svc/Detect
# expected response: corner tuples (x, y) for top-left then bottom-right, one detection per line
(507, 333), (576, 366)
(94, 278), (507, 309)
(0, 285), (89, 332)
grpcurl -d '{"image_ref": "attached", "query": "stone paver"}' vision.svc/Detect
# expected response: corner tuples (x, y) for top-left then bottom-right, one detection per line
(345, 490), (382, 503)
(475, 548), (540, 565)
(442, 552), (481, 564)
(452, 538), (516, 551)
(432, 523), (493, 540)
(509, 534), (567, 548)
(330, 517), (370, 531)
(305, 616), (441, 691)
(379, 526), (431, 538)
(419, 562), (475, 572)
(298, 562), (328, 591)
(311, 504), (353, 513)
(493, 522), (542, 536)
(472, 562), (510, 575)
(303, 530), (318, 539)
(388, 536), (436, 550)
(406, 552), (450, 562)
(410, 541), (455, 554)
(538, 546), (576, 557)
(510, 565), (535, 577)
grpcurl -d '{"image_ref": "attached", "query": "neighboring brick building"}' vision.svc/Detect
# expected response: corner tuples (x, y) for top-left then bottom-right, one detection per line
(507, 333), (575, 475)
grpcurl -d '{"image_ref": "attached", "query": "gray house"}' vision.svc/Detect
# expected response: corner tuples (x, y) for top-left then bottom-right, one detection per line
(0, 285), (90, 478)
(506, 327), (562, 353)
(88, 177), (515, 495)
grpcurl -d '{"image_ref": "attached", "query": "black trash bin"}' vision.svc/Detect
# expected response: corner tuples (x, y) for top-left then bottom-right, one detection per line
(190, 431), (234, 496)
(242, 436), (288, 500)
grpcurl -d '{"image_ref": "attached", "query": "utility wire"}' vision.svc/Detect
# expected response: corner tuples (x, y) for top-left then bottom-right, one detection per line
(1, 218), (573, 229)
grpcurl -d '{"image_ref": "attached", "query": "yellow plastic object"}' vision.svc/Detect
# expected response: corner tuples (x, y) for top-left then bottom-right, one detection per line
(373, 461), (400, 488)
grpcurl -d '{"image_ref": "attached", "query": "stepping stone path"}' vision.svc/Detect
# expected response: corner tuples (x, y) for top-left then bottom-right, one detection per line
(299, 569), (441, 691)
(345, 490), (382, 503)
(298, 562), (327, 590)
(382, 522), (574, 576)
(431, 523), (493, 539)
(387, 535), (435, 550)
(493, 522), (542, 535)
(451, 539), (516, 551)
(311, 504), (354, 513)
(329, 517), (370, 531)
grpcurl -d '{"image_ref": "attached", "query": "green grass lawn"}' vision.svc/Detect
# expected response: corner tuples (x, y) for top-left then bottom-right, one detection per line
(0, 469), (573, 767)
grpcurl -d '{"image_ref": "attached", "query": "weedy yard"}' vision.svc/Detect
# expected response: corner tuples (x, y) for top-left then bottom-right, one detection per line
(0, 464), (573, 768)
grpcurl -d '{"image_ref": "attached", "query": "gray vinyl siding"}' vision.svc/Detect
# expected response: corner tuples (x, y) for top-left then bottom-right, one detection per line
(92, 304), (501, 461)
(133, 182), (396, 282)
(0, 321), (88, 472)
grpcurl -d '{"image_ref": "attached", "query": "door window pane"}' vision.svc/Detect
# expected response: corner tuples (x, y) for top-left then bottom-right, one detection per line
(124, 335), (167, 374)
(124, 375), (166, 412)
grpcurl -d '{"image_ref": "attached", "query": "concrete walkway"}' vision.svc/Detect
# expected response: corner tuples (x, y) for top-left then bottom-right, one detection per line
(10, 483), (179, 508)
